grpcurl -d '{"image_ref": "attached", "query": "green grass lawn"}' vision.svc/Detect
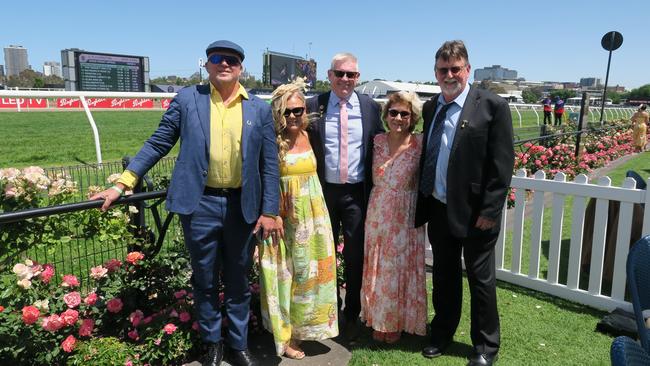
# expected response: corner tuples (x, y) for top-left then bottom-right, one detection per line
(0, 110), (175, 168)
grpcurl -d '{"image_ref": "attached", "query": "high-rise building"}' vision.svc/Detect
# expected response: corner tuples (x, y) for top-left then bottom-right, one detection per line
(43, 61), (62, 77)
(474, 65), (518, 81)
(4, 45), (29, 77)
(579, 77), (600, 87)
(0, 65), (5, 80)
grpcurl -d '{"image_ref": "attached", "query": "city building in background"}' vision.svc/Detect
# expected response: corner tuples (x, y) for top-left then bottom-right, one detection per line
(262, 50), (317, 87)
(4, 45), (29, 77)
(43, 61), (62, 77)
(61, 49), (150, 92)
(0, 65), (5, 80)
(579, 77), (601, 88)
(474, 65), (518, 81)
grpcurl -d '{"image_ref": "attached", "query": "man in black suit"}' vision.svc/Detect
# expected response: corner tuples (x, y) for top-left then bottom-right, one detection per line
(416, 40), (514, 366)
(306, 52), (384, 340)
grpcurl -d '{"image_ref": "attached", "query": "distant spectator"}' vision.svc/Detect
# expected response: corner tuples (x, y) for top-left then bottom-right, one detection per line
(631, 104), (649, 152)
(542, 97), (552, 125)
(553, 97), (565, 125)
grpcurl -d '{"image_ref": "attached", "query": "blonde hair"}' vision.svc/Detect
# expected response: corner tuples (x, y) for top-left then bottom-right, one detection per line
(381, 91), (423, 132)
(271, 78), (309, 160)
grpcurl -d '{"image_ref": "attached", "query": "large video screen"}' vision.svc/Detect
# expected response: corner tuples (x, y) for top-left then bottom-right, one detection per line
(268, 53), (317, 87)
(75, 51), (145, 92)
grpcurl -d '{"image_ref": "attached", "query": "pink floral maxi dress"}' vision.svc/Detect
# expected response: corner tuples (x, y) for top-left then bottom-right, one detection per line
(360, 133), (427, 335)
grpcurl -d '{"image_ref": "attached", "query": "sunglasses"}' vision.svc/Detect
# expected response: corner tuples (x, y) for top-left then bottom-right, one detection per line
(436, 65), (466, 75)
(388, 109), (411, 118)
(208, 54), (241, 66)
(331, 70), (359, 79)
(283, 107), (305, 117)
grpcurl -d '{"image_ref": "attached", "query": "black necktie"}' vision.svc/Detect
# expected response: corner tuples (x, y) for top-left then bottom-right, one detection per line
(420, 103), (451, 196)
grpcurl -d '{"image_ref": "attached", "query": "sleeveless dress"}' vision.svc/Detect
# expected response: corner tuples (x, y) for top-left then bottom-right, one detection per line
(258, 150), (339, 356)
(360, 133), (427, 335)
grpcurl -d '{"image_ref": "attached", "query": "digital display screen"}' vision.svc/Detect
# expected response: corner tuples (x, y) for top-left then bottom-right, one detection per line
(75, 52), (144, 92)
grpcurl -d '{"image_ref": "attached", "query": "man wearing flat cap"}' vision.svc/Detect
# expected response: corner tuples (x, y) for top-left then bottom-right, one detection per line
(92, 40), (279, 366)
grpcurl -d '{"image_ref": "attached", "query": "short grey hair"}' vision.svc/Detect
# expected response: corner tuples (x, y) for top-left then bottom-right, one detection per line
(330, 53), (358, 70)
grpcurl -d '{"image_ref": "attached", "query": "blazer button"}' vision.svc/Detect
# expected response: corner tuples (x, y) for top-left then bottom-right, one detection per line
(202, 170), (207, 177)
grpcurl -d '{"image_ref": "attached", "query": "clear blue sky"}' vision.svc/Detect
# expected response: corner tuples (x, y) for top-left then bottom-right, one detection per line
(3, 0), (648, 89)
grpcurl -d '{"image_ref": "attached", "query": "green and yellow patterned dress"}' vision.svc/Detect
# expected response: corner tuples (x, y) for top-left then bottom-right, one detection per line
(258, 149), (339, 356)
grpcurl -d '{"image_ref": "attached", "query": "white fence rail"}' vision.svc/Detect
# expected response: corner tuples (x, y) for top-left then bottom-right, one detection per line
(497, 169), (649, 312)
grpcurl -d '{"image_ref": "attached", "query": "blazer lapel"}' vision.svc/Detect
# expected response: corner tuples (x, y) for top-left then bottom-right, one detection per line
(195, 85), (211, 156)
(449, 87), (480, 159)
(357, 92), (371, 153)
(241, 98), (254, 161)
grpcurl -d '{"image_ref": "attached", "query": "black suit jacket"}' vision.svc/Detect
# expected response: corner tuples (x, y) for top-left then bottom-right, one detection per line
(415, 88), (515, 238)
(306, 91), (384, 203)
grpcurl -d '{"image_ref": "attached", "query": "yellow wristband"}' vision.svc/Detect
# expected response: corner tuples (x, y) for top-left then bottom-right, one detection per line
(110, 186), (124, 196)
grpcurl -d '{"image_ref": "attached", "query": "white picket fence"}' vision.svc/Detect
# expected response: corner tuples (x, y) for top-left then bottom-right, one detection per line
(496, 169), (649, 312)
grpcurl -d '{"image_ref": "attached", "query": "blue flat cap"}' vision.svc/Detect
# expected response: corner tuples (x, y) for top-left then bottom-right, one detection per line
(205, 40), (245, 61)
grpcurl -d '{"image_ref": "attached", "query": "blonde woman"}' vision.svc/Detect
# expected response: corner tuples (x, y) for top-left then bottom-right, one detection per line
(361, 91), (427, 344)
(258, 79), (338, 360)
(631, 104), (649, 152)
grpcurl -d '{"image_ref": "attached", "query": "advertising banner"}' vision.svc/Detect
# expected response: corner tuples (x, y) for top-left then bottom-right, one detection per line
(0, 98), (48, 109)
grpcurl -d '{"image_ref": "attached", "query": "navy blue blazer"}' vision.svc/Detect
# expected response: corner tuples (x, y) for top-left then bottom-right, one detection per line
(127, 84), (280, 224)
(306, 91), (384, 203)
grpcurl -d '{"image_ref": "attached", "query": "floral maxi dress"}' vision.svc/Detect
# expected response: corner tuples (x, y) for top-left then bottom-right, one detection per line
(361, 133), (427, 335)
(258, 150), (339, 356)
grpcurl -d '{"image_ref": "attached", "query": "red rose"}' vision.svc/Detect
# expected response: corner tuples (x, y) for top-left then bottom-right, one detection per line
(60, 309), (79, 326)
(0, 305), (4, 312)
(84, 292), (98, 306)
(61, 335), (76, 353)
(106, 298), (123, 313)
(22, 305), (40, 325)
(104, 258), (122, 273)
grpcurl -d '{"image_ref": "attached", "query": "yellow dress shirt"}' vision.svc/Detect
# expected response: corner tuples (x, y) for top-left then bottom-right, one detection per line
(117, 83), (249, 190)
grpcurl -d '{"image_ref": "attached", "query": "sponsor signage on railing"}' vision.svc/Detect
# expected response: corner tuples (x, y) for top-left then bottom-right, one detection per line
(56, 98), (154, 109)
(161, 99), (171, 109)
(0, 98), (48, 109)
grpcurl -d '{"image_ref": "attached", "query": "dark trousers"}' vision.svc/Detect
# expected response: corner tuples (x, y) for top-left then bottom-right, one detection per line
(179, 193), (255, 350)
(323, 182), (365, 322)
(543, 111), (552, 125)
(554, 112), (563, 125)
(427, 199), (500, 356)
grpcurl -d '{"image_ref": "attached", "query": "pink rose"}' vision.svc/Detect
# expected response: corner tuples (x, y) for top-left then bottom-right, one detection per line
(63, 291), (81, 308)
(61, 335), (76, 353)
(42, 314), (65, 332)
(61, 274), (79, 287)
(60, 309), (79, 326)
(143, 316), (153, 325)
(125, 251), (144, 265)
(169, 309), (178, 318)
(41, 264), (55, 283)
(127, 329), (139, 340)
(192, 321), (199, 331)
(106, 298), (123, 313)
(89, 265), (108, 280)
(129, 310), (144, 327)
(163, 323), (177, 335)
(154, 338), (161, 346)
(179, 311), (191, 323)
(104, 258), (122, 273)
(84, 292), (98, 306)
(174, 289), (187, 299)
(78, 318), (94, 337)
(22, 305), (40, 325)
(125, 361), (133, 366)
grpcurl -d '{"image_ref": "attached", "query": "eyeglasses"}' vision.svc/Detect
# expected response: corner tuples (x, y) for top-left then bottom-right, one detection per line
(436, 65), (466, 75)
(387, 109), (411, 118)
(208, 54), (241, 66)
(283, 107), (305, 117)
(331, 70), (359, 79)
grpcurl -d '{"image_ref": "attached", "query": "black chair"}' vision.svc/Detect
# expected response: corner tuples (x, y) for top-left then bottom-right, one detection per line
(626, 235), (650, 353)
(611, 336), (650, 365)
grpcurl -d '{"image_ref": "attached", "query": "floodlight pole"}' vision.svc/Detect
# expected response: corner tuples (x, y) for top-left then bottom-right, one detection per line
(599, 48), (612, 125)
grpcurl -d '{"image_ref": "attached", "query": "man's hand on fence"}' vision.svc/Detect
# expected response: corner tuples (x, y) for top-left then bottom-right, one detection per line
(90, 185), (123, 212)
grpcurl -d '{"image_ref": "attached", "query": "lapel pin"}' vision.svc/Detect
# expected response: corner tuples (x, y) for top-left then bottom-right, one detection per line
(246, 120), (252, 125)
(319, 105), (325, 118)
(460, 120), (469, 129)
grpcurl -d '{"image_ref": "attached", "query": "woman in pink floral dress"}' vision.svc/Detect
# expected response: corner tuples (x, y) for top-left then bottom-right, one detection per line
(361, 91), (427, 343)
